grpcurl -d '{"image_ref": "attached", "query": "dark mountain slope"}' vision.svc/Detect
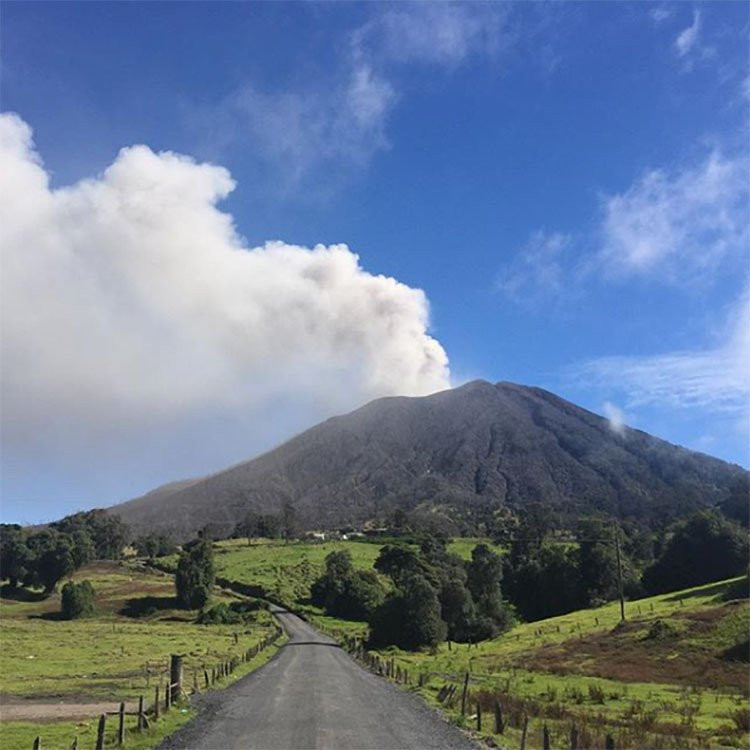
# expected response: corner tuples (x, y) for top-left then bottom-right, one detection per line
(110, 381), (747, 538)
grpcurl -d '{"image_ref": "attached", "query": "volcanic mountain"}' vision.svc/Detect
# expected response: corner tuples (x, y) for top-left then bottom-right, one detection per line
(109, 380), (746, 539)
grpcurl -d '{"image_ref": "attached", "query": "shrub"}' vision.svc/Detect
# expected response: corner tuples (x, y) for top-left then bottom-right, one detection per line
(730, 707), (750, 732)
(197, 599), (265, 625)
(61, 580), (96, 619)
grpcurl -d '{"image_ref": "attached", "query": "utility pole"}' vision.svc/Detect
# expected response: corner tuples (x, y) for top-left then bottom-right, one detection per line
(612, 522), (625, 622)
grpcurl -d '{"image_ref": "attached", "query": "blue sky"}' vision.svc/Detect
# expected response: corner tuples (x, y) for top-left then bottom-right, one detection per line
(1, 1), (748, 524)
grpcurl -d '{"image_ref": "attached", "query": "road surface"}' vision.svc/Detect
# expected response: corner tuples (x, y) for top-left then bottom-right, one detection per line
(159, 608), (477, 750)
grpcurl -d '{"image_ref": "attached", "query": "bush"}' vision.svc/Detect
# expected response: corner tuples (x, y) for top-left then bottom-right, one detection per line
(61, 580), (96, 619)
(197, 599), (265, 625)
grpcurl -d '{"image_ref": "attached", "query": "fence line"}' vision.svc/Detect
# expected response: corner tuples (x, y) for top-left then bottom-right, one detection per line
(31, 623), (284, 750)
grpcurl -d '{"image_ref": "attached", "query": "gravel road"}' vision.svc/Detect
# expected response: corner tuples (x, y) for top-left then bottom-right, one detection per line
(158, 607), (477, 750)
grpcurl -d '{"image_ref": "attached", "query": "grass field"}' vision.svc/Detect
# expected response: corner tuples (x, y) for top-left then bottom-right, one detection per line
(358, 577), (750, 749)
(0, 561), (284, 750)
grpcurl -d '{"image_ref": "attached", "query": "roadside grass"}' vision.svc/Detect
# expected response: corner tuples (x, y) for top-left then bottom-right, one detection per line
(0, 561), (285, 750)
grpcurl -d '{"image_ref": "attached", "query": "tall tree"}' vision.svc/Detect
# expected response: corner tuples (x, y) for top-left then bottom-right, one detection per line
(175, 539), (215, 609)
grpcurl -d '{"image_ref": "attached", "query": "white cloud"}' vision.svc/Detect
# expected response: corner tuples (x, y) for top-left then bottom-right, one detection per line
(649, 6), (673, 24)
(602, 402), (628, 436)
(496, 230), (572, 302)
(597, 151), (748, 282)
(197, 4), (510, 189)
(209, 64), (396, 188)
(352, 3), (509, 68)
(672, 8), (717, 71)
(575, 289), (750, 414)
(0, 114), (450, 465)
(674, 9), (702, 57)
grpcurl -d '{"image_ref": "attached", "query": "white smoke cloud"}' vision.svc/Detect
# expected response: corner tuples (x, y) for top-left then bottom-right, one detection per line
(0, 113), (450, 476)
(602, 401), (627, 437)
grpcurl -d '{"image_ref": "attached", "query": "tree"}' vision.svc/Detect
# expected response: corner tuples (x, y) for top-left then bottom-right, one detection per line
(401, 575), (446, 649)
(374, 545), (427, 587)
(26, 530), (75, 593)
(310, 550), (384, 620)
(504, 543), (583, 621)
(642, 511), (749, 594)
(369, 575), (445, 650)
(466, 544), (509, 627)
(175, 539), (215, 609)
(70, 530), (96, 569)
(0, 525), (32, 589)
(133, 533), (176, 558)
(52, 510), (129, 560)
(281, 502), (299, 541)
(61, 580), (96, 619)
(719, 475), (750, 529)
(439, 576), (476, 641)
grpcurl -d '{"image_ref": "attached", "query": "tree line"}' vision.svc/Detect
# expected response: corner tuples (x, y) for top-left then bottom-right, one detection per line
(0, 509), (177, 596)
(309, 507), (748, 650)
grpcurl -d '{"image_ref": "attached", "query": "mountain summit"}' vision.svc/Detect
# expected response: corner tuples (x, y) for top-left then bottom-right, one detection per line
(110, 381), (745, 538)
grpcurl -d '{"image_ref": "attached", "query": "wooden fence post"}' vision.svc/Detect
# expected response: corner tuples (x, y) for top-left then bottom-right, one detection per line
(170, 654), (183, 704)
(95, 714), (107, 750)
(137, 695), (145, 732)
(460, 672), (470, 716)
(165, 682), (171, 711)
(543, 724), (550, 750)
(494, 700), (504, 734)
(570, 724), (579, 750)
(32, 738), (41, 750)
(117, 701), (125, 745)
(605, 735), (615, 750)
(154, 686), (160, 719)
(520, 716), (528, 750)
(476, 702), (482, 731)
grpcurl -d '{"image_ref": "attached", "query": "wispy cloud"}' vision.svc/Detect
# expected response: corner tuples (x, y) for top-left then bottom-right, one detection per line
(596, 150), (748, 283)
(573, 289), (750, 414)
(649, 6), (673, 24)
(496, 230), (573, 303)
(351, 3), (510, 68)
(191, 3), (512, 191)
(673, 8), (716, 70)
(674, 9), (702, 57)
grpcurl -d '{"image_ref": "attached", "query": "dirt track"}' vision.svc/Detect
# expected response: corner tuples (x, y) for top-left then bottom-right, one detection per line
(0, 701), (139, 722)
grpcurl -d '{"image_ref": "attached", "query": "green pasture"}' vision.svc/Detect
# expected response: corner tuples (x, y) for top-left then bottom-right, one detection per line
(0, 561), (284, 750)
(364, 577), (750, 748)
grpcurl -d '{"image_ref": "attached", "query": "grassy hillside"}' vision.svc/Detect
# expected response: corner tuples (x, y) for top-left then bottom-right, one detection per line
(353, 577), (749, 749)
(157, 537), (501, 606)
(0, 561), (283, 750)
